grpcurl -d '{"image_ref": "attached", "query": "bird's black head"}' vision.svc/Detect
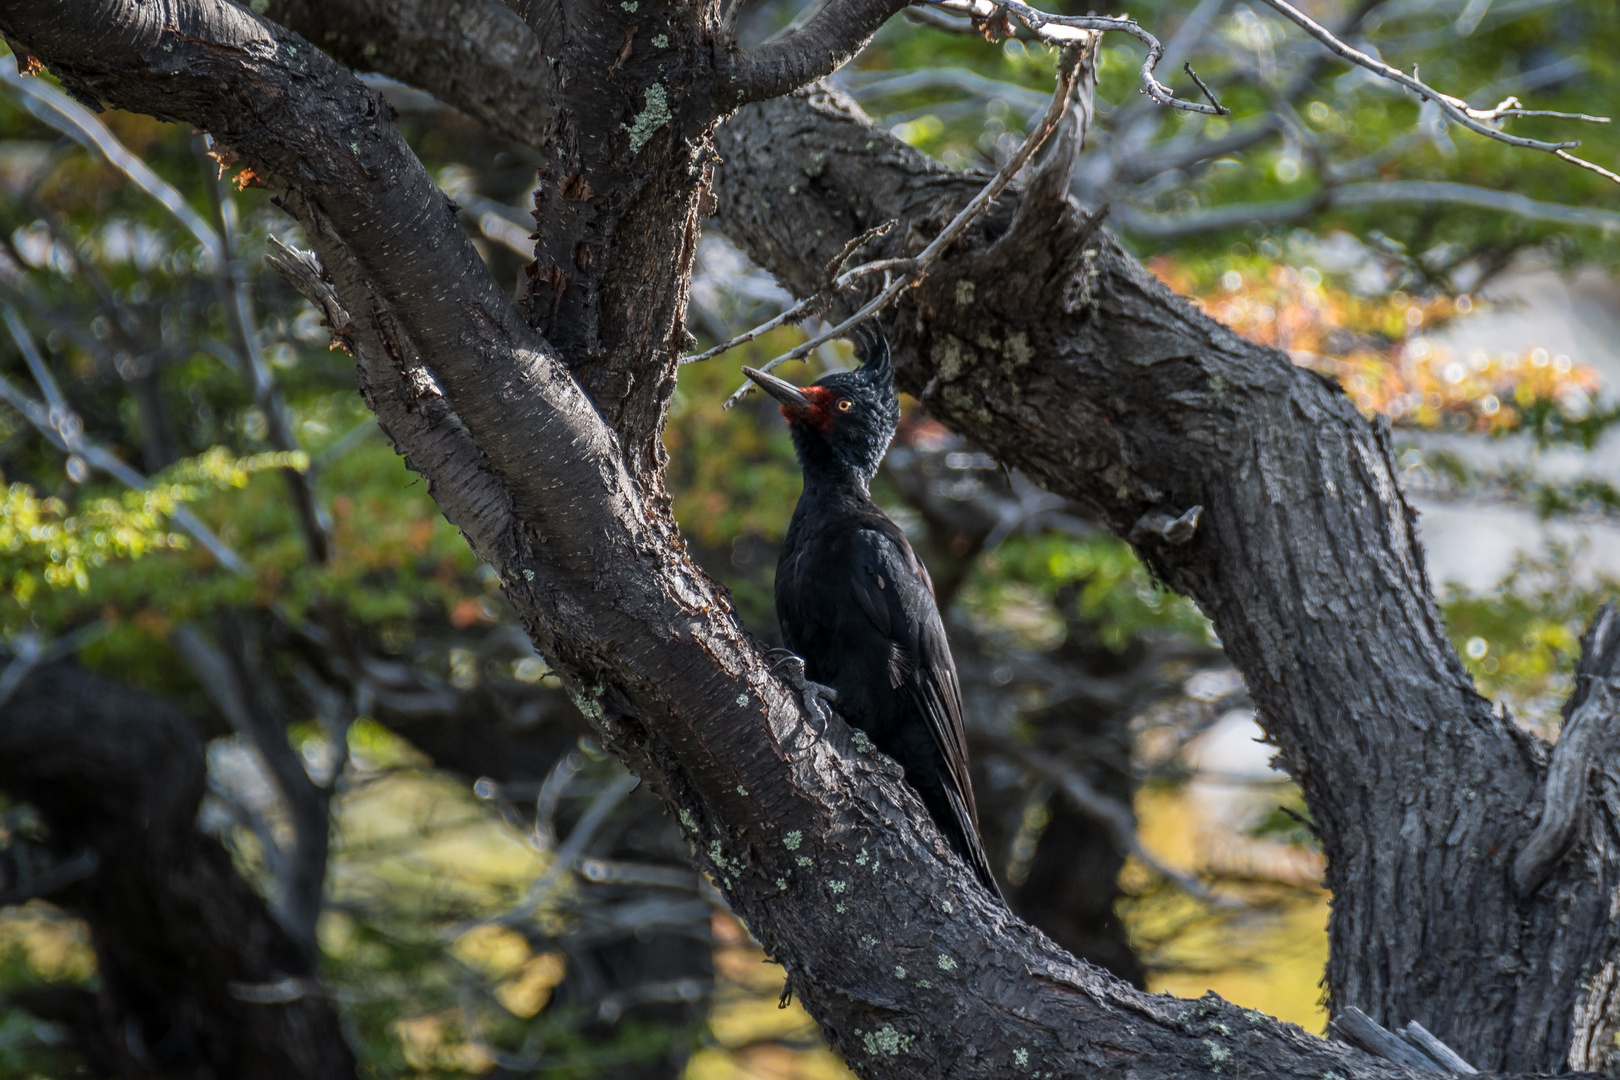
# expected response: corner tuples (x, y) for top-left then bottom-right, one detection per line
(743, 327), (899, 489)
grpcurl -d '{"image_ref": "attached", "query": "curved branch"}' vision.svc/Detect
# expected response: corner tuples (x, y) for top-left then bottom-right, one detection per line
(1514, 603), (1620, 895)
(711, 84), (1620, 1073)
(723, 0), (912, 108)
(932, 0), (1229, 115)
(255, 0), (552, 148)
(1111, 180), (1620, 237)
(1254, 0), (1616, 182)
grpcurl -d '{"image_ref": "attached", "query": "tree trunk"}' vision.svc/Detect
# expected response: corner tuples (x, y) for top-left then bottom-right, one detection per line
(0, 663), (354, 1079)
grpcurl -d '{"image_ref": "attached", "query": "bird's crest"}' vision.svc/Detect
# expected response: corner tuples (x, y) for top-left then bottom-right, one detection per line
(851, 322), (893, 395)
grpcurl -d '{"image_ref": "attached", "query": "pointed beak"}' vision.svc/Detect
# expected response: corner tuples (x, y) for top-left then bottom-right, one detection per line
(742, 366), (812, 412)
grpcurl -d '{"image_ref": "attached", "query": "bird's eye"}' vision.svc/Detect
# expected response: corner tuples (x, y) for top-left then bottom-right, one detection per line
(837, 399), (853, 412)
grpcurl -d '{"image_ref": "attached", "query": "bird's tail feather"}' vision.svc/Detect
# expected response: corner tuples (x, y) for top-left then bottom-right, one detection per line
(943, 783), (1005, 902)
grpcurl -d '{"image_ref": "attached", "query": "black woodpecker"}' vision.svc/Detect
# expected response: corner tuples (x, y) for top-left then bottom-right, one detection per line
(743, 329), (1001, 899)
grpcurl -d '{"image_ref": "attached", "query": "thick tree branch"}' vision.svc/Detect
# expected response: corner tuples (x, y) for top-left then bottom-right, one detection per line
(253, 0), (553, 148)
(712, 84), (1620, 1072)
(1514, 603), (1620, 895)
(723, 0), (911, 108)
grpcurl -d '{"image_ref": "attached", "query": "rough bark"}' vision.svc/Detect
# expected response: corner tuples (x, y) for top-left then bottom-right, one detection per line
(711, 85), (1620, 1074)
(5, 4), (1617, 1080)
(251, 0), (551, 148)
(0, 662), (354, 1079)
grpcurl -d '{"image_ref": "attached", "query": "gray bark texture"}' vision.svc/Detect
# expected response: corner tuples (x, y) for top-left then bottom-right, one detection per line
(1, 0), (1616, 1077)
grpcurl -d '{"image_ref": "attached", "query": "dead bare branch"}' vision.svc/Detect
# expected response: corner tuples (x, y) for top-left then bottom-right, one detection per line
(928, 0), (1229, 116)
(1254, 0), (1616, 183)
(719, 41), (1091, 407)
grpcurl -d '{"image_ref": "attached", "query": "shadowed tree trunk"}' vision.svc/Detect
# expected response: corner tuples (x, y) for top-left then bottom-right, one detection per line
(2, 1), (1618, 1078)
(0, 662), (354, 1078)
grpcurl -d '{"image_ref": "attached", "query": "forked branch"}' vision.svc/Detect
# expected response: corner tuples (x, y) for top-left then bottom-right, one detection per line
(926, 0), (1229, 115)
(1514, 602), (1620, 895)
(1254, 0), (1616, 183)
(712, 39), (1096, 406)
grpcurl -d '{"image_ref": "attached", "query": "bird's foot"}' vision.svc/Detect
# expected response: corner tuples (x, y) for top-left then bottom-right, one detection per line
(769, 653), (838, 735)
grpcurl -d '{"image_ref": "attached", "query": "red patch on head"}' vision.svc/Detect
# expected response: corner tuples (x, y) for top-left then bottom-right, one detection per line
(781, 385), (837, 431)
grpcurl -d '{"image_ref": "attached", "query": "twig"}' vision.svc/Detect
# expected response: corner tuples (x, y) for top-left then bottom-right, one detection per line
(929, 0), (1229, 116)
(0, 310), (247, 574)
(0, 66), (222, 262)
(193, 132), (332, 566)
(902, 4), (1041, 41)
(498, 769), (642, 924)
(1111, 179), (1620, 237)
(196, 135), (331, 563)
(1183, 61), (1223, 114)
(1253, 0), (1616, 183)
(0, 849), (101, 906)
(820, 218), (900, 287)
(681, 258), (905, 366)
(720, 44), (1088, 408)
(0, 622), (110, 710)
(983, 734), (1231, 905)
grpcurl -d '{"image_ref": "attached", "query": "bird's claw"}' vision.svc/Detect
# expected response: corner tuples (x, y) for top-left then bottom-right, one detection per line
(770, 653), (837, 735)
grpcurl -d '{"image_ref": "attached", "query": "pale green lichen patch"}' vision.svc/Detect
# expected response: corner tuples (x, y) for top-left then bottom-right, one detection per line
(863, 1025), (914, 1056)
(937, 335), (974, 383)
(570, 690), (604, 722)
(1014, 1048), (1029, 1067)
(829, 880), (846, 894)
(784, 830), (802, 850)
(856, 850), (869, 866)
(736, 785), (748, 796)
(736, 693), (750, 707)
(522, 568), (535, 581)
(1006, 330), (1033, 366)
(851, 730), (876, 754)
(622, 84), (671, 153)
(776, 877), (787, 889)
(678, 808), (698, 832)
(651, 34), (669, 47)
(1205, 1040), (1230, 1064)
(894, 965), (907, 979)
(796, 855), (812, 867)
(955, 280), (976, 305)
(940, 899), (953, 914)
(620, 1), (638, 9)
(936, 954), (956, 970)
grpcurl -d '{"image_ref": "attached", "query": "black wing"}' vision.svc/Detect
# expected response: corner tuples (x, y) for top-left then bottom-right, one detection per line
(848, 524), (999, 895)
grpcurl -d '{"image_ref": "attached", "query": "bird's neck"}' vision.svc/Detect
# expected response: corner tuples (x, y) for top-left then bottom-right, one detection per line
(798, 461), (874, 507)
(792, 436), (877, 500)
